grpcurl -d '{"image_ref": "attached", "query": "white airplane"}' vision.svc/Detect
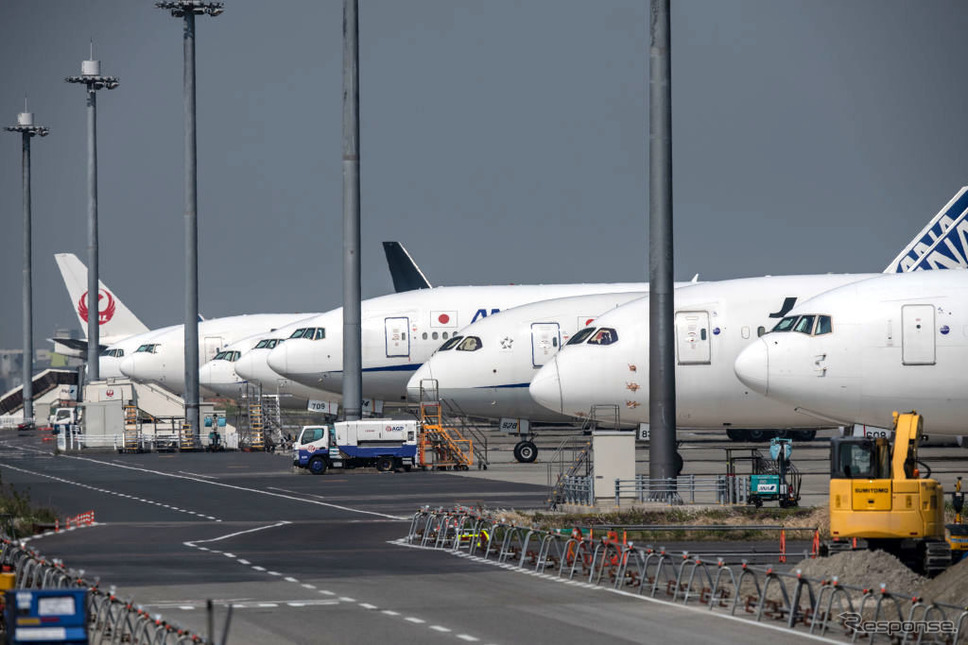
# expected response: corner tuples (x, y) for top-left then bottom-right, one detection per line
(733, 269), (968, 436)
(53, 253), (151, 357)
(405, 291), (651, 419)
(55, 242), (431, 391)
(264, 283), (656, 402)
(528, 187), (968, 442)
(198, 319), (339, 407)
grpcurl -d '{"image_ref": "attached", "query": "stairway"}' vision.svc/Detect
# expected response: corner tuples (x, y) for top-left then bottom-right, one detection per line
(121, 404), (140, 453)
(417, 381), (474, 470)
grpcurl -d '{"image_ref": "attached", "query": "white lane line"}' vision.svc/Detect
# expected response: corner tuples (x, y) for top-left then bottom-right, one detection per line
(284, 577), (298, 583)
(429, 625), (451, 633)
(301, 584), (316, 590)
(179, 605), (195, 611)
(0, 462), (221, 521)
(67, 456), (407, 520)
(319, 591), (335, 596)
(237, 560), (250, 565)
(338, 597), (355, 603)
(190, 521), (291, 545)
(251, 566), (266, 572)
(359, 603), (378, 610)
(381, 610), (400, 616)
(268, 571), (282, 576)
(257, 603), (277, 608)
(457, 635), (479, 642)
(405, 617), (426, 624)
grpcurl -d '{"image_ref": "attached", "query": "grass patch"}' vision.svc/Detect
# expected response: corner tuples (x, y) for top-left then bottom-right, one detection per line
(0, 472), (57, 539)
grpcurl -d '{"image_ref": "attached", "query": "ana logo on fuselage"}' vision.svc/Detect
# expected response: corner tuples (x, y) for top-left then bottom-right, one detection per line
(471, 308), (501, 323)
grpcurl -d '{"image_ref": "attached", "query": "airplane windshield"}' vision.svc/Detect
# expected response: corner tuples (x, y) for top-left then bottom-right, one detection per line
(313, 328), (326, 340)
(793, 315), (816, 335)
(438, 336), (463, 351)
(772, 316), (797, 332)
(567, 328), (596, 346)
(456, 336), (482, 352)
(214, 350), (241, 362)
(99, 348), (123, 358)
(135, 344), (158, 354)
(289, 328), (307, 339)
(815, 315), (833, 335)
(586, 328), (618, 346)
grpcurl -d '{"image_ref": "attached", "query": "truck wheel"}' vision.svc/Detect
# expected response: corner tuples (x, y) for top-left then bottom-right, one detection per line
(794, 430), (817, 441)
(726, 428), (744, 442)
(308, 456), (328, 475)
(376, 456), (394, 472)
(517, 441), (538, 463)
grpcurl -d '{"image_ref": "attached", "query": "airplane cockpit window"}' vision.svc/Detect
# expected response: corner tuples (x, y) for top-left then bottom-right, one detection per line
(313, 328), (326, 340)
(289, 328), (307, 339)
(438, 336), (463, 351)
(213, 350), (241, 362)
(815, 315), (833, 335)
(100, 348), (124, 358)
(255, 339), (271, 349)
(135, 344), (158, 354)
(567, 327), (597, 346)
(772, 316), (798, 332)
(267, 339), (280, 349)
(586, 328), (618, 346)
(793, 315), (816, 335)
(456, 336), (482, 352)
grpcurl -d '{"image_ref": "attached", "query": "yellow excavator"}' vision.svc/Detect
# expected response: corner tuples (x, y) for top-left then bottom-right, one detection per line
(826, 412), (952, 576)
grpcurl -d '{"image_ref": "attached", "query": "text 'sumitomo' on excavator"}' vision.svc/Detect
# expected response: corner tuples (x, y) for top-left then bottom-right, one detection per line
(828, 412), (952, 576)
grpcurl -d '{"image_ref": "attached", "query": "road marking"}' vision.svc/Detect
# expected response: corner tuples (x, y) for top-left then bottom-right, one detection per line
(268, 571), (282, 576)
(405, 617), (425, 624)
(65, 456), (407, 520)
(301, 584), (316, 590)
(339, 597), (355, 603)
(238, 559), (250, 565)
(381, 610), (400, 616)
(457, 635), (479, 642)
(284, 577), (298, 583)
(189, 521), (290, 545)
(360, 603), (378, 609)
(251, 566), (266, 572)
(430, 625), (451, 633)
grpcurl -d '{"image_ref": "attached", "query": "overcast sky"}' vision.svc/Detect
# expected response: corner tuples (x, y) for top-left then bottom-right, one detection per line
(3, 1), (968, 349)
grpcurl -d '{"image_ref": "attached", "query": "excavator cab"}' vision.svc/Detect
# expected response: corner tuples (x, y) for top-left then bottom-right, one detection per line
(827, 412), (951, 576)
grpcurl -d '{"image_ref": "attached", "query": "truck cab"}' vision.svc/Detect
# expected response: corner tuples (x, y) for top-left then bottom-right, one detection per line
(293, 420), (419, 475)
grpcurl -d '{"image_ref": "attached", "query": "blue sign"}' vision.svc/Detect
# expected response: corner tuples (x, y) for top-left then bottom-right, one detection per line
(5, 589), (88, 643)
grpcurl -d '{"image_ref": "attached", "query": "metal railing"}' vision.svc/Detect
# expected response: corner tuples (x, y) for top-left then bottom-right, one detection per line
(405, 507), (968, 644)
(613, 475), (750, 506)
(0, 536), (208, 644)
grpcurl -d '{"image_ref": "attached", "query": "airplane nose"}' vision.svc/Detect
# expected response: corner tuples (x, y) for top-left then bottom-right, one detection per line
(266, 344), (289, 377)
(119, 356), (137, 379)
(234, 352), (259, 381)
(529, 358), (563, 414)
(734, 339), (769, 395)
(198, 362), (218, 389)
(406, 363), (434, 402)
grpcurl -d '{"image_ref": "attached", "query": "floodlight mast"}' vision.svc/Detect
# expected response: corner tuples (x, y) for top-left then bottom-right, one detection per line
(4, 108), (49, 426)
(65, 47), (119, 382)
(155, 1), (224, 445)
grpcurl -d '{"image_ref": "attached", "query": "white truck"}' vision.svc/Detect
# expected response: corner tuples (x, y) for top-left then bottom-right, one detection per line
(293, 419), (420, 475)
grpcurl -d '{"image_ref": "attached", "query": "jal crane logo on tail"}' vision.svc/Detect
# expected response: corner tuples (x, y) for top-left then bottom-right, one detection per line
(78, 289), (116, 325)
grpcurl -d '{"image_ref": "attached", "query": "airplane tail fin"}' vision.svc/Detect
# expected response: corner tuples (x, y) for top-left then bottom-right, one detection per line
(383, 242), (432, 292)
(884, 187), (968, 272)
(54, 253), (150, 341)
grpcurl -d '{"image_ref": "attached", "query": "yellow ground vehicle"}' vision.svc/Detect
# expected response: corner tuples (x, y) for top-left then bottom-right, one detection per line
(947, 477), (967, 563)
(827, 412), (951, 576)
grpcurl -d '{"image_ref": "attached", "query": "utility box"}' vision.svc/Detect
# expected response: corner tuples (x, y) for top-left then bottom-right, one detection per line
(82, 400), (124, 448)
(5, 589), (88, 643)
(592, 430), (636, 500)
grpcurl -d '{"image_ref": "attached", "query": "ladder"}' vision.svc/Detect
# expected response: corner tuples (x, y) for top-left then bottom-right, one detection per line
(546, 408), (614, 508)
(262, 394), (281, 443)
(122, 404), (140, 453)
(417, 380), (473, 470)
(249, 402), (265, 451)
(179, 421), (196, 450)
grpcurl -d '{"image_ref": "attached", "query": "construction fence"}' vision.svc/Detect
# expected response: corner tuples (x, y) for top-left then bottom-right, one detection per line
(406, 507), (968, 644)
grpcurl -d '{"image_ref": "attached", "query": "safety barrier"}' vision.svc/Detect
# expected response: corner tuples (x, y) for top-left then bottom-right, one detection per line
(406, 507), (968, 644)
(0, 536), (206, 643)
(55, 511), (95, 532)
(613, 475), (750, 506)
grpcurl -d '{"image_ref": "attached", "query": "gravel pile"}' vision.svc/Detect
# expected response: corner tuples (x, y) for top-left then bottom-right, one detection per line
(788, 550), (926, 596)
(921, 556), (968, 606)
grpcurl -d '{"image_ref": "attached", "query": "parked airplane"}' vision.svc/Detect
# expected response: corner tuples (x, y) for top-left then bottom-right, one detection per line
(733, 270), (968, 436)
(406, 291), (650, 418)
(55, 243), (431, 390)
(265, 283), (657, 402)
(198, 319), (338, 408)
(529, 187), (968, 442)
(53, 253), (150, 356)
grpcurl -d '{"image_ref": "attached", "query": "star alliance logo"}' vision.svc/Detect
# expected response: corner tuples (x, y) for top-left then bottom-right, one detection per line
(500, 336), (513, 350)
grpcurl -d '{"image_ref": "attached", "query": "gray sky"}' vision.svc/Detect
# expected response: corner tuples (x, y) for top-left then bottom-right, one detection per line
(3, 1), (968, 349)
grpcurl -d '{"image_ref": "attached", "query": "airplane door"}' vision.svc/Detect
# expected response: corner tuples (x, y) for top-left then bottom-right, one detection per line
(901, 304), (935, 365)
(531, 323), (560, 367)
(385, 317), (410, 358)
(203, 336), (223, 362)
(675, 311), (711, 365)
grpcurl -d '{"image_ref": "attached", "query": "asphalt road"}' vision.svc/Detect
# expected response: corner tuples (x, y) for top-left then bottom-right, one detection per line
(0, 431), (877, 644)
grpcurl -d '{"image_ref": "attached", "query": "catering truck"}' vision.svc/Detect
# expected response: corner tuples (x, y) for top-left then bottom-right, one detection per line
(293, 419), (419, 475)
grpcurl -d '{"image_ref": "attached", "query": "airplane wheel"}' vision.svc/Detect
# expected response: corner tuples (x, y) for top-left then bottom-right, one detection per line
(308, 456), (328, 476)
(517, 441), (538, 464)
(512, 441), (525, 462)
(376, 456), (394, 472)
(726, 428), (744, 442)
(746, 429), (769, 442)
(794, 430), (817, 441)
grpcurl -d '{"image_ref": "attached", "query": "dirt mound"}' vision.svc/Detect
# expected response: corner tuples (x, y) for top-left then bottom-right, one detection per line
(921, 556), (968, 606)
(789, 549), (926, 596)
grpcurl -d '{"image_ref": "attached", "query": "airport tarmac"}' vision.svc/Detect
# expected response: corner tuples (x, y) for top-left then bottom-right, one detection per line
(0, 429), (865, 645)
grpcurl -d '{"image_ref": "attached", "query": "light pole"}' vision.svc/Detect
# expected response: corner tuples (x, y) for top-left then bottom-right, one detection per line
(156, 0), (223, 444)
(66, 47), (119, 382)
(5, 106), (49, 426)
